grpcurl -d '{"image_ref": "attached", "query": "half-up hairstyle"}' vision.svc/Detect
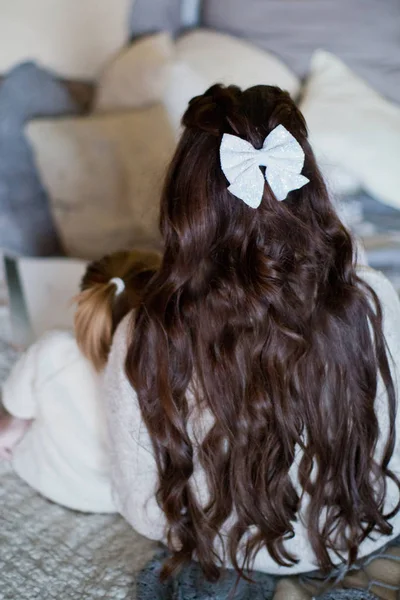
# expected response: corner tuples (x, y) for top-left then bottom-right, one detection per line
(127, 84), (399, 580)
(75, 249), (160, 371)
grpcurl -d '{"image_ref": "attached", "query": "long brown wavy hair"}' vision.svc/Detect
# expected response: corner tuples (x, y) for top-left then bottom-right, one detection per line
(127, 84), (399, 580)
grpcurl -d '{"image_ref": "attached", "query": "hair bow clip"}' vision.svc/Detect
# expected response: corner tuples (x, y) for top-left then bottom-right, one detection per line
(219, 124), (310, 208)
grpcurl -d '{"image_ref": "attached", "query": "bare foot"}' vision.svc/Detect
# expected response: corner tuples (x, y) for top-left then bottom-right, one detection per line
(0, 415), (32, 460)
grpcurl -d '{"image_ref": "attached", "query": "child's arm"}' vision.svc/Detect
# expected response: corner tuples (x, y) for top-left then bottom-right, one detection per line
(0, 332), (76, 457)
(2, 339), (42, 420)
(0, 415), (32, 459)
(0, 339), (45, 457)
(2, 331), (75, 420)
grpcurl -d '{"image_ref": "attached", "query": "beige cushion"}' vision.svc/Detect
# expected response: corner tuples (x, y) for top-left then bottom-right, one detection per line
(95, 33), (175, 111)
(94, 29), (301, 133)
(0, 0), (131, 79)
(26, 105), (175, 259)
(300, 50), (400, 208)
(166, 29), (302, 133)
(175, 30), (300, 97)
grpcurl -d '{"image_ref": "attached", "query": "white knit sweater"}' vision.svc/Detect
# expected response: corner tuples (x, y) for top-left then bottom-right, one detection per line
(104, 266), (400, 575)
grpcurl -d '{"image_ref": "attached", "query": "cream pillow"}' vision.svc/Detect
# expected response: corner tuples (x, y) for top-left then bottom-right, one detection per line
(165, 29), (302, 134)
(0, 0), (131, 79)
(26, 106), (175, 259)
(300, 50), (400, 209)
(95, 33), (175, 111)
(94, 29), (301, 133)
(175, 29), (300, 97)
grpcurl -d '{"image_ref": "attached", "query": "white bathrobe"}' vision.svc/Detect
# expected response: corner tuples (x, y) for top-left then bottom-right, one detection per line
(2, 330), (115, 513)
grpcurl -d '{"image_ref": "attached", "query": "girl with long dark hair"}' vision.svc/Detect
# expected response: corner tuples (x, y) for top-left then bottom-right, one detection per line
(104, 84), (400, 585)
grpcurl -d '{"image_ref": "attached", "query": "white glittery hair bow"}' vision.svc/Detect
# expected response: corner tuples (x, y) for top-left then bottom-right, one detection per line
(219, 124), (310, 209)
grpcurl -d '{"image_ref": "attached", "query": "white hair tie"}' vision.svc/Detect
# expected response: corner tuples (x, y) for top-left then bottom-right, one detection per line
(109, 277), (125, 295)
(219, 124), (310, 208)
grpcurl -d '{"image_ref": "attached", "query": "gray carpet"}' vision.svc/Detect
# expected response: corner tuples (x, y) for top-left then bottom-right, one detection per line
(0, 462), (156, 600)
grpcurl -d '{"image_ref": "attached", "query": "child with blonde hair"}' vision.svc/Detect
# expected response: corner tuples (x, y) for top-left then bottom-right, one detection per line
(0, 249), (159, 512)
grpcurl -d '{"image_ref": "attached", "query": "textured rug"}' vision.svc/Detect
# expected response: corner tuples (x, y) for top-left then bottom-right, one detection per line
(0, 464), (156, 600)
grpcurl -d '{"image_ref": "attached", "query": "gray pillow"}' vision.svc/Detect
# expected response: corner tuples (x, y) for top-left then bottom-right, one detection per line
(130, 0), (182, 37)
(0, 62), (80, 256)
(130, 0), (201, 37)
(202, 0), (400, 104)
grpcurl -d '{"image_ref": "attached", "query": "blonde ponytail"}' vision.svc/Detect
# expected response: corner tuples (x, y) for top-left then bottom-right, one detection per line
(74, 283), (117, 371)
(74, 249), (161, 371)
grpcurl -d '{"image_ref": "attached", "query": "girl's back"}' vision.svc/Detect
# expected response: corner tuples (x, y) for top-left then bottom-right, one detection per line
(104, 84), (400, 581)
(106, 264), (400, 575)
